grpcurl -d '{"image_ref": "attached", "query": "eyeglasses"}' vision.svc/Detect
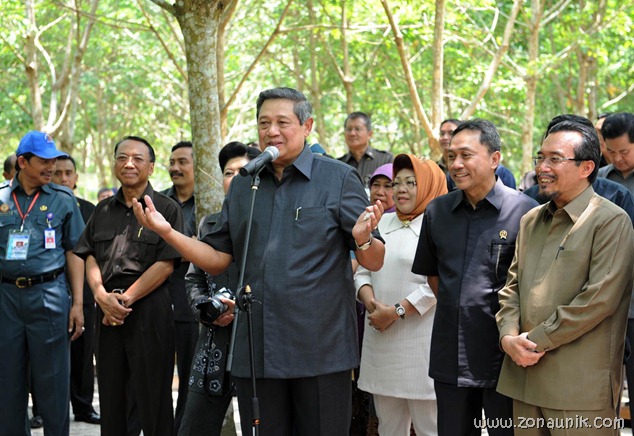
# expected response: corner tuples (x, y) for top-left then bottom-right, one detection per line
(115, 154), (147, 165)
(532, 156), (583, 167)
(370, 181), (393, 190)
(392, 179), (417, 190)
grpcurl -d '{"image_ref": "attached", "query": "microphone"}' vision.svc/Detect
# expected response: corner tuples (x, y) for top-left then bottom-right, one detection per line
(239, 146), (280, 177)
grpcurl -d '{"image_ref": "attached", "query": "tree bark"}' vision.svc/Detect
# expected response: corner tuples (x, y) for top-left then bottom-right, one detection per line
(153, 0), (228, 219)
(520, 0), (544, 177)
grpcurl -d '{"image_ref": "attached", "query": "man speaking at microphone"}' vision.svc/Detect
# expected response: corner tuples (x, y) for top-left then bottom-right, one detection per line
(133, 87), (385, 436)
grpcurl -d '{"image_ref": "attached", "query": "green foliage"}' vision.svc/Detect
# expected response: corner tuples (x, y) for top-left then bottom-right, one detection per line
(0, 0), (632, 188)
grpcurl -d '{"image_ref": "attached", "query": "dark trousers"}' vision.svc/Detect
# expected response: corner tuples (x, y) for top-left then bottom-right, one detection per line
(0, 280), (71, 436)
(173, 321), (199, 435)
(235, 370), (352, 436)
(434, 380), (513, 436)
(178, 388), (234, 436)
(96, 289), (174, 436)
(70, 303), (96, 416)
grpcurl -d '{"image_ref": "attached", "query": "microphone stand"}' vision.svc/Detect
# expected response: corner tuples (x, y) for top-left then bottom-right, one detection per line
(226, 169), (262, 435)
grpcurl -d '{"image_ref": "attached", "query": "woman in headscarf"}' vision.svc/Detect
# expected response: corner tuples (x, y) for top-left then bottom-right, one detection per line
(354, 153), (447, 435)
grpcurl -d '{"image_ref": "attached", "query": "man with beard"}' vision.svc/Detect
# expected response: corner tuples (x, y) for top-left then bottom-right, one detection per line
(496, 119), (634, 434)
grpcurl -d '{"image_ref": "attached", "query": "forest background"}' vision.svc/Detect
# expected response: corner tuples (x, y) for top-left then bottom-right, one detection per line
(1, 0), (633, 218)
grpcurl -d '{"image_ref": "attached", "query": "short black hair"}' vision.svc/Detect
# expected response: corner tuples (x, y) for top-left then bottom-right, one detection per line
(546, 120), (600, 183)
(56, 154), (77, 170)
(451, 119), (501, 153)
(256, 88), (312, 124)
(114, 136), (156, 163)
(345, 112), (372, 131)
(15, 152), (34, 172)
(543, 114), (594, 141)
(218, 141), (261, 172)
(171, 141), (193, 153)
(441, 119), (463, 129)
(601, 112), (634, 143)
(4, 154), (16, 174)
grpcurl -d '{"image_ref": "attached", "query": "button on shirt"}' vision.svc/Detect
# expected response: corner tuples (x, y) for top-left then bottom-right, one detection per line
(0, 179), (84, 277)
(203, 145), (380, 379)
(73, 183), (183, 291)
(412, 179), (537, 387)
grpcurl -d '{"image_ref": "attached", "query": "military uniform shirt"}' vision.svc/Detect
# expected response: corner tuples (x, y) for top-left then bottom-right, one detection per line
(0, 179), (84, 277)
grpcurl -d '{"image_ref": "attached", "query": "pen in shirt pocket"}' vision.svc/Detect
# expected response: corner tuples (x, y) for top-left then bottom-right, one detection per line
(295, 207), (302, 220)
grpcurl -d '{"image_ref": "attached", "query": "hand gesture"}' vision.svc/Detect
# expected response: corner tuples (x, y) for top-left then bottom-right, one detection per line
(132, 195), (172, 238)
(352, 200), (384, 247)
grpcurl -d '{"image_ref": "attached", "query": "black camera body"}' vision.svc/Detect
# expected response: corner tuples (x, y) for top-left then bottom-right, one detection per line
(195, 287), (235, 327)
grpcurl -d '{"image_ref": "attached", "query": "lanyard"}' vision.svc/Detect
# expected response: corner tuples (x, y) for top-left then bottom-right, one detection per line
(12, 190), (41, 232)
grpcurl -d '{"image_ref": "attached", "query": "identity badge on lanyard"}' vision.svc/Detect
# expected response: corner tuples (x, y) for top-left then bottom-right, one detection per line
(6, 230), (30, 260)
(5, 190), (49, 260)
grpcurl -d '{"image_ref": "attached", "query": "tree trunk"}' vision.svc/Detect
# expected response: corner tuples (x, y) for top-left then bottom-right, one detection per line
(430, 0), (445, 159)
(520, 0), (543, 177)
(154, 0), (226, 219)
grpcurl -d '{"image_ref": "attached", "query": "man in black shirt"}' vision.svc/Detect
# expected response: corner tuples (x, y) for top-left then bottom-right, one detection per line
(74, 136), (183, 436)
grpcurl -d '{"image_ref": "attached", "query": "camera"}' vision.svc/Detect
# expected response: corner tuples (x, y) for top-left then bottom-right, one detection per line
(194, 287), (234, 326)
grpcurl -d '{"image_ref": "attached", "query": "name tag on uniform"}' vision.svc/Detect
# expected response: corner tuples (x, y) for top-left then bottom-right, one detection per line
(44, 229), (56, 249)
(6, 231), (30, 260)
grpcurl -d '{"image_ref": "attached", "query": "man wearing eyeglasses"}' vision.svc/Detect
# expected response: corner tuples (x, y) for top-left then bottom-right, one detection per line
(412, 119), (537, 435)
(338, 112), (393, 186)
(496, 119), (634, 434)
(74, 136), (183, 436)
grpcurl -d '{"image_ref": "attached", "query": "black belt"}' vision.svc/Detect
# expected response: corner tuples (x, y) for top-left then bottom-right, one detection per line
(2, 267), (66, 289)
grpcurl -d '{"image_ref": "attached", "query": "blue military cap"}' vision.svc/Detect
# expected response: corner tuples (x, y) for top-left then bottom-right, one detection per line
(16, 131), (68, 159)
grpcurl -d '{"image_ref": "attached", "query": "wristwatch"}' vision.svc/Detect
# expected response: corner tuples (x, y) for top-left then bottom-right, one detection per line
(355, 235), (373, 251)
(395, 303), (405, 319)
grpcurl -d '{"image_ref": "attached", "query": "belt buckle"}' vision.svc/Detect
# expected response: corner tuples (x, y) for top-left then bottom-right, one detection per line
(15, 277), (30, 289)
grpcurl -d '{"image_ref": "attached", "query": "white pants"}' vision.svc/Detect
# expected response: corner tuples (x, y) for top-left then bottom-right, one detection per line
(374, 394), (438, 435)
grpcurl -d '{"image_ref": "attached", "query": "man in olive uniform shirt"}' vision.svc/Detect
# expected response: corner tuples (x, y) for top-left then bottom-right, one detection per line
(338, 112), (393, 186)
(497, 120), (634, 434)
(0, 131), (85, 436)
(74, 136), (183, 436)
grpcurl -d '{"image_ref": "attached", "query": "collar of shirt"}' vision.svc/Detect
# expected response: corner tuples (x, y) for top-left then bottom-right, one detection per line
(544, 184), (594, 223)
(10, 175), (53, 196)
(380, 212), (422, 237)
(450, 177), (506, 212)
(339, 146), (376, 163)
(163, 185), (195, 207)
(113, 181), (155, 208)
(276, 144), (314, 181)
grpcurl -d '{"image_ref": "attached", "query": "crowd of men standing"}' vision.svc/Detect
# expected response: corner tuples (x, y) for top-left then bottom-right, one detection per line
(1, 89), (634, 436)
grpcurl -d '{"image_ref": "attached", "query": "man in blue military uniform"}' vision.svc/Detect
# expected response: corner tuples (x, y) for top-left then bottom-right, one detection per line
(0, 131), (85, 436)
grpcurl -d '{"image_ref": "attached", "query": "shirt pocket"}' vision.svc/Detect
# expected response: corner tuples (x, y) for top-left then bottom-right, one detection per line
(291, 206), (330, 250)
(0, 213), (19, 251)
(490, 242), (516, 287)
(131, 227), (160, 262)
(93, 228), (116, 263)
